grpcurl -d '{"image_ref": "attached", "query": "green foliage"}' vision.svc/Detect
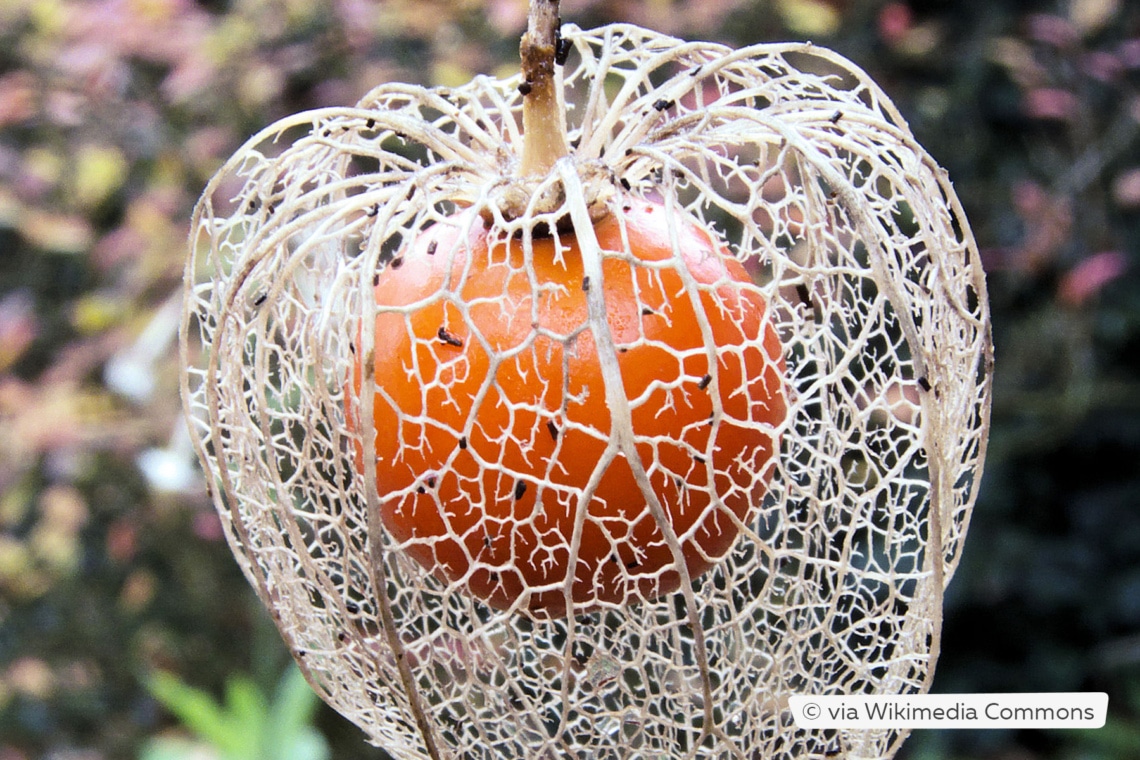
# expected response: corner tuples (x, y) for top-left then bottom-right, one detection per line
(1055, 679), (1140, 760)
(143, 666), (329, 760)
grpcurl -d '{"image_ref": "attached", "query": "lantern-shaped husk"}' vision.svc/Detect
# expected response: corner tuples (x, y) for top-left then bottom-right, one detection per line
(181, 23), (992, 760)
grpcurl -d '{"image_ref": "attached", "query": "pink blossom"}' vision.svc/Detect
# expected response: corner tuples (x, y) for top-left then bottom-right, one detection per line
(1024, 87), (1079, 120)
(1058, 251), (1128, 307)
(878, 3), (913, 47)
(1081, 51), (1123, 82)
(1026, 14), (1079, 49)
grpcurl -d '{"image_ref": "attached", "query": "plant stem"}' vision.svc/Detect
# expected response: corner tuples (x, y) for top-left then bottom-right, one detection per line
(519, 0), (570, 177)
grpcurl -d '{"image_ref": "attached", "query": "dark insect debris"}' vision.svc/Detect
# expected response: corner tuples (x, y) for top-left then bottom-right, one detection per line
(437, 326), (464, 347)
(555, 32), (571, 66)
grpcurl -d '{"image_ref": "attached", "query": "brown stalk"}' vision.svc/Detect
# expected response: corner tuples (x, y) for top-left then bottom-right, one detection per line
(519, 0), (570, 177)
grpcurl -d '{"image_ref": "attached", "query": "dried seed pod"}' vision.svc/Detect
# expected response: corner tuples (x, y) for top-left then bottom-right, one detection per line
(180, 16), (991, 760)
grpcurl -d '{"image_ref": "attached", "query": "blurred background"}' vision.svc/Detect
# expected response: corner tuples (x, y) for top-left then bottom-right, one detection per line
(0, 0), (1137, 758)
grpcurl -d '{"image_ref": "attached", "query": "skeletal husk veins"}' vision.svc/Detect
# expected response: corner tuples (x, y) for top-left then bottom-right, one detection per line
(181, 22), (991, 760)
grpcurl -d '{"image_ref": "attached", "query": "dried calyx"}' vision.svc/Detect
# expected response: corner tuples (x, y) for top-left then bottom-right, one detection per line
(182, 4), (992, 754)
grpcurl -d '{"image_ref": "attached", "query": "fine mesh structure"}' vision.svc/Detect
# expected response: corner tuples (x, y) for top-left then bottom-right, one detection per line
(180, 23), (992, 760)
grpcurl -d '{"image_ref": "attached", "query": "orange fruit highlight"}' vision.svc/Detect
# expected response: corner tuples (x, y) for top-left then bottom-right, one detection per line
(352, 198), (785, 617)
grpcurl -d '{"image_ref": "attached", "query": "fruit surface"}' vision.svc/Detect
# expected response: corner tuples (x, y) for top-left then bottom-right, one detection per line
(353, 198), (786, 616)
